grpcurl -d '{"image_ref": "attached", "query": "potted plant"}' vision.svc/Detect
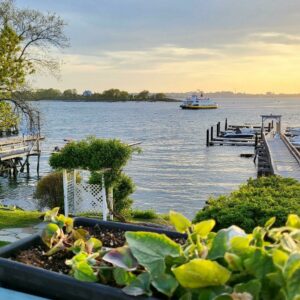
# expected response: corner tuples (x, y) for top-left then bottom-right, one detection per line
(1, 209), (300, 300)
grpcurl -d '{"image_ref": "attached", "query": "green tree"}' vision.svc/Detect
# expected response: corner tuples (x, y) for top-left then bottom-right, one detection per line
(0, 24), (33, 99)
(136, 90), (150, 100)
(63, 89), (77, 98)
(155, 93), (166, 100)
(0, 101), (18, 130)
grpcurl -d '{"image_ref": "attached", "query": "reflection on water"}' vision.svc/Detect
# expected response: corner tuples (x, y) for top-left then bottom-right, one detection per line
(0, 98), (299, 218)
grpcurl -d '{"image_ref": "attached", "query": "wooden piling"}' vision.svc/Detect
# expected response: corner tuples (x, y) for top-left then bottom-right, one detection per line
(268, 123), (271, 132)
(210, 126), (214, 141)
(217, 122), (220, 137)
(206, 129), (210, 147)
(225, 118), (228, 130)
(255, 133), (258, 148)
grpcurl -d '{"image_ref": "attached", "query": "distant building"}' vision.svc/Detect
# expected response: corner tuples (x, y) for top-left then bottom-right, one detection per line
(83, 90), (93, 97)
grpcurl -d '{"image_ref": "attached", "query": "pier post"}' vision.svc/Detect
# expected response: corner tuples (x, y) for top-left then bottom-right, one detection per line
(26, 155), (30, 174)
(268, 123), (271, 132)
(225, 118), (228, 130)
(255, 133), (258, 148)
(217, 122), (220, 137)
(206, 129), (210, 147)
(37, 154), (40, 177)
(210, 126), (214, 141)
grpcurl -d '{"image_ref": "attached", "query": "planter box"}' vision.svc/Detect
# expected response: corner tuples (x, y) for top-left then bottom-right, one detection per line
(0, 218), (185, 300)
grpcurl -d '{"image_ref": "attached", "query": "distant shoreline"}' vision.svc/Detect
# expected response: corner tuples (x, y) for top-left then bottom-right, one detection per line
(28, 98), (181, 102)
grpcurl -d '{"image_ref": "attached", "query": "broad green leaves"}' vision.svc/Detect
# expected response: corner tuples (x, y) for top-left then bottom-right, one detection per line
(125, 231), (181, 276)
(172, 259), (231, 288)
(103, 246), (138, 271)
(40, 208), (300, 300)
(208, 226), (246, 259)
(194, 219), (216, 238)
(170, 211), (191, 233)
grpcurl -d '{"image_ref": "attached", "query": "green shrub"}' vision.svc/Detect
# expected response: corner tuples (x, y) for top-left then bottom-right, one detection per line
(194, 176), (300, 232)
(130, 209), (158, 220)
(49, 137), (140, 219)
(35, 171), (64, 212)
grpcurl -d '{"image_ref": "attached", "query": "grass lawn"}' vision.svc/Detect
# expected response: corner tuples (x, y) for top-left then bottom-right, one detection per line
(0, 209), (42, 230)
(0, 241), (10, 247)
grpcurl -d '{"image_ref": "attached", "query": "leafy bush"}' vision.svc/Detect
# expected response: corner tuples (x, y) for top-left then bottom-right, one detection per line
(194, 176), (300, 232)
(42, 208), (300, 299)
(130, 209), (158, 220)
(35, 171), (64, 212)
(49, 137), (140, 218)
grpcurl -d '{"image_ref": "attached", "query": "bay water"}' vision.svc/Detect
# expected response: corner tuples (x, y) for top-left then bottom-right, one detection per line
(1, 98), (299, 218)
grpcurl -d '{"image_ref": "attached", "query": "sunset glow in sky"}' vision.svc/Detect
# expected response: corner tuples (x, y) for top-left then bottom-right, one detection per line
(18, 0), (300, 93)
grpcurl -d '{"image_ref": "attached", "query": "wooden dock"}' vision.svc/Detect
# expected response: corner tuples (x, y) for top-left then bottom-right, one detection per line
(0, 135), (44, 176)
(263, 133), (300, 180)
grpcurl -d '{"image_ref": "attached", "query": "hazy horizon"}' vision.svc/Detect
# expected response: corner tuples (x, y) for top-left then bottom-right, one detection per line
(17, 0), (300, 94)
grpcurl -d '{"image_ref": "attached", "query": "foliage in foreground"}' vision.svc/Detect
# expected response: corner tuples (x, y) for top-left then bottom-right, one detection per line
(43, 208), (300, 299)
(194, 176), (300, 232)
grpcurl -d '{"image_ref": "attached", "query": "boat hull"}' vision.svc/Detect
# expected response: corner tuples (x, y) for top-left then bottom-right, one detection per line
(180, 105), (218, 109)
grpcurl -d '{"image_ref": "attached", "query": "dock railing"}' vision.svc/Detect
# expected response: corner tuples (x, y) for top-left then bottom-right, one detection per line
(281, 133), (300, 166)
(262, 132), (275, 174)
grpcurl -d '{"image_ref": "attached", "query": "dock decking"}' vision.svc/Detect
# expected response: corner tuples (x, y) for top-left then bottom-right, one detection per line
(264, 133), (300, 180)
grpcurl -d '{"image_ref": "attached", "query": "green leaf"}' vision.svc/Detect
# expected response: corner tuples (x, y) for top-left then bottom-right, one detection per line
(272, 249), (289, 269)
(208, 226), (246, 260)
(43, 207), (60, 222)
(41, 223), (61, 248)
(103, 246), (138, 271)
(151, 273), (178, 297)
(265, 217), (276, 229)
(86, 237), (102, 253)
(113, 267), (136, 286)
(73, 261), (98, 282)
(125, 231), (181, 276)
(286, 214), (300, 229)
(71, 239), (86, 254)
(284, 253), (300, 300)
(244, 249), (275, 279)
(122, 272), (152, 296)
(172, 258), (231, 289)
(169, 210), (191, 233)
(234, 279), (261, 300)
(224, 253), (243, 271)
(194, 220), (216, 238)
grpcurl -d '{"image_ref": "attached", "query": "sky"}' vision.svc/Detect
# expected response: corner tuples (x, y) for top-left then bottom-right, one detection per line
(17, 0), (300, 93)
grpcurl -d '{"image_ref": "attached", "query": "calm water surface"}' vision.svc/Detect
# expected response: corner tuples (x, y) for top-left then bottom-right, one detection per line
(1, 98), (299, 218)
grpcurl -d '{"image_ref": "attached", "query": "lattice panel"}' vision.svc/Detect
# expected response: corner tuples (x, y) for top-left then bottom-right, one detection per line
(63, 169), (108, 219)
(66, 171), (75, 215)
(74, 183), (103, 214)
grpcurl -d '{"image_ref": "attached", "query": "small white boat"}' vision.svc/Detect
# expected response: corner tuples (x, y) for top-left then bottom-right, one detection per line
(180, 94), (218, 109)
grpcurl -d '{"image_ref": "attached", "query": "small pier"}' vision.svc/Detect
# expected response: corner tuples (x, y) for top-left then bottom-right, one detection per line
(205, 118), (266, 147)
(258, 115), (300, 179)
(0, 135), (44, 177)
(205, 116), (300, 181)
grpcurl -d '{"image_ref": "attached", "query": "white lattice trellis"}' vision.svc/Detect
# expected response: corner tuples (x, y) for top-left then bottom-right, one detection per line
(63, 169), (111, 220)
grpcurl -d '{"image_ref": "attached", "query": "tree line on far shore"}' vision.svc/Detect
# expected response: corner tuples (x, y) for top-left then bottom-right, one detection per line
(20, 88), (175, 101)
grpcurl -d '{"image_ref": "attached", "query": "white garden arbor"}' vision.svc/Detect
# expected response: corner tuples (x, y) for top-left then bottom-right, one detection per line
(62, 168), (113, 221)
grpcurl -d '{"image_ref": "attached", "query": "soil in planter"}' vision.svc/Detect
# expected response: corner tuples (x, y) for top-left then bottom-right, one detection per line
(12, 226), (186, 274)
(13, 244), (73, 274)
(89, 224), (186, 247)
